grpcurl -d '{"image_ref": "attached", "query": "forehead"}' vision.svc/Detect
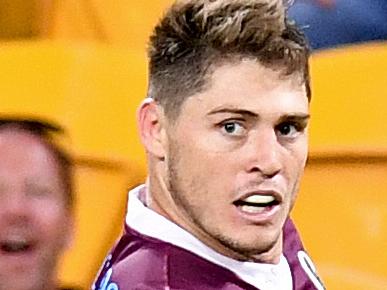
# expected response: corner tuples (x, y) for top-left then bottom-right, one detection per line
(180, 59), (308, 117)
(0, 128), (61, 179)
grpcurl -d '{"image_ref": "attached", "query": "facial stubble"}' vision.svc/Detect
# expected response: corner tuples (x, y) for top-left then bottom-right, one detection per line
(166, 142), (283, 261)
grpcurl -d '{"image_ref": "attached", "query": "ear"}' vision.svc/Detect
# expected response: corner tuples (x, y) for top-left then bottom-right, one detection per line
(137, 98), (167, 159)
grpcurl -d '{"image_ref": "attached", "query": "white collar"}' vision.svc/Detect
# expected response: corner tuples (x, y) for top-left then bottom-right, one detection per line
(126, 185), (292, 290)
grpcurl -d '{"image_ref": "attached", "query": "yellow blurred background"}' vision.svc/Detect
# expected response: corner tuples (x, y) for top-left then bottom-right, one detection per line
(0, 1), (386, 289)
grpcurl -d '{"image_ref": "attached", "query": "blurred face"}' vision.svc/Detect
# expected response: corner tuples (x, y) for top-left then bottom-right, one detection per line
(0, 128), (72, 290)
(161, 60), (309, 263)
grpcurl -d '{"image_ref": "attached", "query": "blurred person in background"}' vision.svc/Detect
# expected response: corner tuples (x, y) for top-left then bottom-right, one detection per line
(0, 118), (76, 290)
(288, 0), (387, 50)
(93, 0), (325, 289)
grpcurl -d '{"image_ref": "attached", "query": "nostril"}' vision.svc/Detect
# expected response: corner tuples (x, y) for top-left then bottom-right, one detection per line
(263, 169), (280, 179)
(248, 165), (280, 178)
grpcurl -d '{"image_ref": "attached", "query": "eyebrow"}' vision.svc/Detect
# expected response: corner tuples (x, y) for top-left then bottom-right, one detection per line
(207, 107), (310, 121)
(278, 114), (310, 123)
(207, 107), (258, 118)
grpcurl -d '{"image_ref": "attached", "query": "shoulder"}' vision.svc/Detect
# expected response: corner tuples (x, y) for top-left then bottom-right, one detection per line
(283, 218), (326, 290)
(94, 230), (173, 290)
(94, 229), (256, 290)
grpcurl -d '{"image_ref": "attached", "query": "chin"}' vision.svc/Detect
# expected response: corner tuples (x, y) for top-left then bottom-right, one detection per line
(245, 236), (279, 256)
(2, 281), (34, 290)
(215, 228), (281, 262)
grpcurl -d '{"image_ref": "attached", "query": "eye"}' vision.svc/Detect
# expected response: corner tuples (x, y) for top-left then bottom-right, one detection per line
(276, 122), (302, 137)
(221, 121), (246, 137)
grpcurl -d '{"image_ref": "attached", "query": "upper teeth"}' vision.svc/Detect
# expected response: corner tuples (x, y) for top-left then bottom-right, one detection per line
(242, 195), (275, 204)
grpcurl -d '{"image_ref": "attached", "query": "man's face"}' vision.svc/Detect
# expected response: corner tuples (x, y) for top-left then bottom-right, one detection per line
(164, 59), (309, 262)
(0, 128), (72, 290)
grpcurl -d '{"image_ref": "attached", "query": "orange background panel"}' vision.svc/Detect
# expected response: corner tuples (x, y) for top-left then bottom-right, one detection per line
(295, 162), (387, 290)
(293, 42), (387, 290)
(0, 41), (148, 164)
(51, 0), (175, 50)
(308, 43), (387, 149)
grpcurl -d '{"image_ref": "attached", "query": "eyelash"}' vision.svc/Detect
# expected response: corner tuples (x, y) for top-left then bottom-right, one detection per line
(276, 121), (305, 137)
(218, 120), (246, 136)
(216, 120), (306, 139)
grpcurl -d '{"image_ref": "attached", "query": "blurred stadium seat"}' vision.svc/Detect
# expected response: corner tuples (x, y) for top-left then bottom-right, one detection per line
(294, 42), (387, 290)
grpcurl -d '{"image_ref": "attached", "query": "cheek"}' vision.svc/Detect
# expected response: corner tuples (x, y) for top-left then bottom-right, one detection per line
(176, 148), (235, 196)
(33, 201), (68, 237)
(174, 132), (226, 171)
(297, 145), (308, 173)
(280, 141), (308, 193)
(289, 138), (308, 169)
(287, 145), (308, 193)
(170, 129), (246, 195)
(186, 148), (233, 179)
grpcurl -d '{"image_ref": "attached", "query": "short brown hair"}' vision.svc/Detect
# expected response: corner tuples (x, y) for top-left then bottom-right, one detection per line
(148, 0), (310, 119)
(0, 118), (74, 210)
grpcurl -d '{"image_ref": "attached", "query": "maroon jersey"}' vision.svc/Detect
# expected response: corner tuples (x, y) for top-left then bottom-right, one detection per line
(93, 187), (325, 290)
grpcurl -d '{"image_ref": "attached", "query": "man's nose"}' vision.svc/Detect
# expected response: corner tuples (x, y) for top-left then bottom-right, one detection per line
(245, 129), (282, 178)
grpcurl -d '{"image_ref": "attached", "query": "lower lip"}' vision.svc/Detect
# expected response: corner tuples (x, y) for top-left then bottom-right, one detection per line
(0, 249), (37, 268)
(234, 203), (280, 224)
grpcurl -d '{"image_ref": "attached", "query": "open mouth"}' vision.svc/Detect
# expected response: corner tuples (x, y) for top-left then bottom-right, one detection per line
(0, 240), (33, 255)
(233, 194), (280, 214)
